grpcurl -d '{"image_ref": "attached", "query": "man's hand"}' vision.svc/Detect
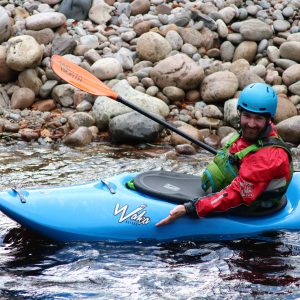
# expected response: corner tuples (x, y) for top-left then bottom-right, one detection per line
(156, 205), (187, 227)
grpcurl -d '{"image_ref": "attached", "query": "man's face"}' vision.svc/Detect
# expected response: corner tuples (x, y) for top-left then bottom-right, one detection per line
(240, 110), (270, 142)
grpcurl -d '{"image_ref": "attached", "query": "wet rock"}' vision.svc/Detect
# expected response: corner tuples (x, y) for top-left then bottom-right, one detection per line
(276, 116), (300, 143)
(4, 123), (20, 133)
(52, 84), (78, 107)
(200, 71), (239, 103)
(239, 19), (273, 41)
(0, 7), (12, 44)
(175, 144), (196, 155)
(0, 46), (15, 83)
(6, 35), (43, 71)
(68, 112), (95, 129)
(170, 124), (203, 146)
(63, 126), (93, 146)
(51, 36), (77, 55)
(91, 58), (123, 80)
(32, 99), (56, 112)
(11, 88), (35, 109)
(59, 0), (92, 20)
(109, 111), (162, 143)
(150, 54), (204, 90)
(130, 0), (150, 16)
(20, 128), (40, 142)
(136, 32), (171, 63)
(25, 12), (66, 30)
(88, 2), (114, 25)
(279, 41), (300, 63)
(18, 69), (43, 96)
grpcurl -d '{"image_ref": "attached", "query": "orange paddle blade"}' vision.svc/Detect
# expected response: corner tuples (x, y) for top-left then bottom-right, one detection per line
(50, 55), (118, 100)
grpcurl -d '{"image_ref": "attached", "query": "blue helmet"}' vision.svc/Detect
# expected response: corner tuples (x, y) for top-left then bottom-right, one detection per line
(237, 83), (278, 117)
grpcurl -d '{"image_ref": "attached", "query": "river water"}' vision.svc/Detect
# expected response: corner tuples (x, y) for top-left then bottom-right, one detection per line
(0, 140), (300, 299)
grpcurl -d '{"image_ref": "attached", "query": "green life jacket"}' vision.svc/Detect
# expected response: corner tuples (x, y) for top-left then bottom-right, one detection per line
(201, 133), (293, 212)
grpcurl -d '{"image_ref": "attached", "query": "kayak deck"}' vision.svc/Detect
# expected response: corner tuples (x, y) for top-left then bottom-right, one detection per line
(0, 172), (299, 242)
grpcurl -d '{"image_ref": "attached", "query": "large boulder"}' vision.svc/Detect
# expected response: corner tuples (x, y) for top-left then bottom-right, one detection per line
(109, 111), (163, 143)
(150, 54), (204, 90)
(200, 71), (239, 103)
(92, 80), (169, 130)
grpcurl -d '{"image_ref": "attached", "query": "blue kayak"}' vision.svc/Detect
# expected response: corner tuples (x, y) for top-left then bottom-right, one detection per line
(0, 171), (299, 242)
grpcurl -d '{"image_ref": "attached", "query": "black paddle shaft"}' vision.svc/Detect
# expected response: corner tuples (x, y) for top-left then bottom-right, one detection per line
(117, 96), (218, 155)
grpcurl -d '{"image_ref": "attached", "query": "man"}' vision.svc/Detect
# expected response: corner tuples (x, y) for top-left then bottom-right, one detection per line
(156, 83), (293, 227)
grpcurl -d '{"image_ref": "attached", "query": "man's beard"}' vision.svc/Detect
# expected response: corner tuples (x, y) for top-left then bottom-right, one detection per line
(241, 124), (269, 142)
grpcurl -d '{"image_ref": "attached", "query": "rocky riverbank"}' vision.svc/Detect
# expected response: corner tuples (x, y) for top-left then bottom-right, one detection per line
(0, 0), (300, 155)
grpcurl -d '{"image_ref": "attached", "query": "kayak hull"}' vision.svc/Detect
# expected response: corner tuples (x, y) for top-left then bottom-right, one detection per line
(0, 172), (299, 242)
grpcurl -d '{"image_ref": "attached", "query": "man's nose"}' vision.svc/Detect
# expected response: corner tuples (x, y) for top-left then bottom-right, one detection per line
(247, 118), (256, 127)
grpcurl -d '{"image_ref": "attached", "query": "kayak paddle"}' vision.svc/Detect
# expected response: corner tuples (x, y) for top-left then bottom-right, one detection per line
(50, 54), (218, 155)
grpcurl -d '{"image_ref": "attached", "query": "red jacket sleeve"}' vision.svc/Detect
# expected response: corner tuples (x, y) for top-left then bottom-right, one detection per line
(195, 147), (291, 217)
